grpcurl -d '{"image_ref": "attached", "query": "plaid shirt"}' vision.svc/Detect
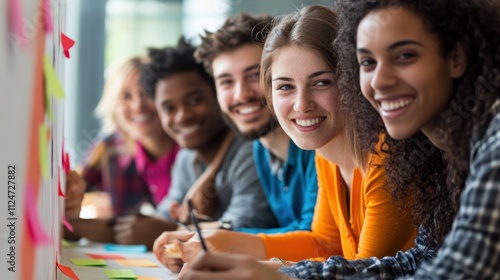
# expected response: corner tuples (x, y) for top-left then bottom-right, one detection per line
(83, 132), (179, 216)
(281, 111), (500, 279)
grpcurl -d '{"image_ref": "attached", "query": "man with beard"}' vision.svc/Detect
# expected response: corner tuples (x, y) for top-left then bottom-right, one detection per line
(193, 13), (318, 234)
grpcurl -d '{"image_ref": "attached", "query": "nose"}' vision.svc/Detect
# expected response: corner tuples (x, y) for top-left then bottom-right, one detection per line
(293, 87), (315, 113)
(174, 106), (193, 125)
(370, 63), (397, 91)
(234, 80), (257, 101)
(129, 92), (148, 110)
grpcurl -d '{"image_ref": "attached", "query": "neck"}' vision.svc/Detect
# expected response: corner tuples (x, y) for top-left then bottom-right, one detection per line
(138, 132), (174, 160)
(259, 126), (290, 161)
(196, 127), (232, 164)
(317, 132), (355, 189)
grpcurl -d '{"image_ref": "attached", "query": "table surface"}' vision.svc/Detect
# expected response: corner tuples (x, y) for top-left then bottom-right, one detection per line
(58, 240), (178, 280)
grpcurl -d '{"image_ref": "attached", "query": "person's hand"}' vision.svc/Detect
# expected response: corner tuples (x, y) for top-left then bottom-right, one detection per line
(65, 170), (85, 218)
(168, 201), (189, 223)
(177, 251), (291, 280)
(152, 230), (195, 272)
(113, 214), (175, 249)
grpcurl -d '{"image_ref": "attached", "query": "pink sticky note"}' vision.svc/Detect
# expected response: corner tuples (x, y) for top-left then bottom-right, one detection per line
(62, 216), (73, 232)
(86, 253), (126, 260)
(61, 32), (75, 58)
(56, 261), (79, 280)
(42, 0), (53, 33)
(8, 0), (28, 48)
(25, 183), (51, 245)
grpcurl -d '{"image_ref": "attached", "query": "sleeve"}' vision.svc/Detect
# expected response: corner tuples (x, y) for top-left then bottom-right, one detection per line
(407, 117), (500, 279)
(259, 154), (342, 262)
(156, 150), (193, 219)
(218, 142), (278, 229)
(354, 156), (417, 259)
(279, 227), (435, 279)
(239, 150), (318, 233)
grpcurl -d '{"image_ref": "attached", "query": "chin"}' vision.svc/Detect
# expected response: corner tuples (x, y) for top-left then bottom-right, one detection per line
(386, 128), (414, 140)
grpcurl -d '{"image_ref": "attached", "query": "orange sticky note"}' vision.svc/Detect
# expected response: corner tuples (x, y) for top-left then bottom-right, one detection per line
(56, 261), (79, 280)
(116, 259), (159, 267)
(25, 183), (51, 245)
(86, 253), (126, 260)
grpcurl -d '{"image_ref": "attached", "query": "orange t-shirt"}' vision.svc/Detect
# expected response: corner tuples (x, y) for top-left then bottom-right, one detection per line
(259, 152), (416, 261)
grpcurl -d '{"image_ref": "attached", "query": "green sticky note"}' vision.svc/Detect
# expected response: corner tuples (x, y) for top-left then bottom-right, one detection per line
(103, 269), (136, 279)
(61, 239), (75, 248)
(43, 54), (65, 99)
(71, 258), (106, 266)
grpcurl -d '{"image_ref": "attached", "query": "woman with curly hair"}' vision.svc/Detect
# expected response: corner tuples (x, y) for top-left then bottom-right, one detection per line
(177, 0), (500, 279)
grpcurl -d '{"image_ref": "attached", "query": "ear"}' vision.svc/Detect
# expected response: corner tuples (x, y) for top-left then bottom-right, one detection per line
(449, 42), (467, 78)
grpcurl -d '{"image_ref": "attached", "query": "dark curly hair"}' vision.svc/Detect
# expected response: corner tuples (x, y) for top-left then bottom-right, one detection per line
(333, 0), (500, 249)
(194, 13), (273, 76)
(141, 37), (215, 99)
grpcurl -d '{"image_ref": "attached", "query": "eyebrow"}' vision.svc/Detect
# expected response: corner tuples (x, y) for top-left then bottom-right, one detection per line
(215, 64), (260, 80)
(356, 40), (424, 54)
(272, 70), (332, 82)
(158, 90), (203, 105)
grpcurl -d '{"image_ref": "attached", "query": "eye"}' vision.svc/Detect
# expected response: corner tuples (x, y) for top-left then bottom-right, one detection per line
(248, 71), (260, 82)
(218, 79), (233, 87)
(358, 58), (375, 68)
(162, 104), (174, 114)
(276, 84), (294, 91)
(396, 52), (417, 61)
(315, 80), (332, 87)
(187, 96), (202, 106)
(121, 91), (132, 101)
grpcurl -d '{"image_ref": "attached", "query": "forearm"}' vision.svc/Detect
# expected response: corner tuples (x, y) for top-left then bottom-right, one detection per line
(205, 230), (267, 259)
(65, 217), (115, 243)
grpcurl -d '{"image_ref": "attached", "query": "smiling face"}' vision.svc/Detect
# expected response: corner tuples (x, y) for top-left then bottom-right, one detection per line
(114, 71), (164, 141)
(154, 70), (225, 149)
(212, 44), (276, 139)
(356, 8), (466, 140)
(271, 45), (343, 150)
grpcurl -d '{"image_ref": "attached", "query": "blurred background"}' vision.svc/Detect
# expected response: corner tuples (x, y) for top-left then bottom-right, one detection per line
(63, 0), (331, 165)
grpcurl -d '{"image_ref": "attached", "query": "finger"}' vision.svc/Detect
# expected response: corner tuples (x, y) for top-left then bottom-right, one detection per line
(163, 243), (182, 258)
(189, 251), (252, 271)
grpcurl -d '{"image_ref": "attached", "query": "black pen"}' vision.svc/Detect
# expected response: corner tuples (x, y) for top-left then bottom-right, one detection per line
(187, 199), (208, 251)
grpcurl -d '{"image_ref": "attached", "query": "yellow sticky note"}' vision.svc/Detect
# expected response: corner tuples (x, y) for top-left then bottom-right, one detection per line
(39, 124), (49, 180)
(103, 269), (136, 279)
(71, 258), (106, 266)
(116, 259), (158, 267)
(43, 54), (65, 99)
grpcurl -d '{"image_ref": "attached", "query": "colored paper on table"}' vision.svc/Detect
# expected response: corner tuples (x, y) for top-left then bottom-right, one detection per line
(61, 239), (76, 248)
(104, 244), (147, 253)
(86, 253), (126, 260)
(137, 277), (161, 280)
(25, 183), (51, 245)
(57, 261), (80, 280)
(58, 167), (65, 197)
(61, 32), (75, 58)
(71, 258), (106, 266)
(116, 259), (158, 267)
(43, 54), (65, 99)
(103, 269), (136, 279)
(62, 216), (73, 232)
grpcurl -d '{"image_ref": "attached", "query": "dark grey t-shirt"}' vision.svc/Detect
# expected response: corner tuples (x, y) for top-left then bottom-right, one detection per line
(157, 136), (278, 229)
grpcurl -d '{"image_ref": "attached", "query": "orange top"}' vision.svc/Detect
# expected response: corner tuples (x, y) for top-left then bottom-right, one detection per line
(259, 152), (416, 261)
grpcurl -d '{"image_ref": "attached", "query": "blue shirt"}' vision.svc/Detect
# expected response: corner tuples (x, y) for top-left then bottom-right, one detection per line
(238, 139), (318, 234)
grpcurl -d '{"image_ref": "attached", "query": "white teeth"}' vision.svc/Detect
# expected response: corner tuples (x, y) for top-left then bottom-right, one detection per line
(238, 106), (261, 115)
(132, 114), (151, 122)
(296, 118), (323, 127)
(380, 98), (414, 111)
(181, 125), (200, 134)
